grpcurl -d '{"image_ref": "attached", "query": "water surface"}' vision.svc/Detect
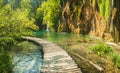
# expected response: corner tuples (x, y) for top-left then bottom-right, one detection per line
(12, 42), (42, 73)
(35, 30), (81, 44)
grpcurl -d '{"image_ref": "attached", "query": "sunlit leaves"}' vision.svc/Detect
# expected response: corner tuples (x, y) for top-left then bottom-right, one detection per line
(98, 0), (106, 17)
(39, 0), (60, 30)
(20, 0), (32, 11)
(105, 0), (111, 20)
(0, 0), (39, 72)
(0, 0), (39, 37)
(98, 0), (111, 20)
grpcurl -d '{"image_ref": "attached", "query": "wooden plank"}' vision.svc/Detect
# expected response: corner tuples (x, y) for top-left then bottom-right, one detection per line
(23, 37), (82, 73)
(70, 51), (104, 72)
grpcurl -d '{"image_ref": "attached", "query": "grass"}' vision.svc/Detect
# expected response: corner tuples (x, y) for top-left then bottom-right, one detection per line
(112, 53), (120, 69)
(61, 38), (120, 72)
(35, 31), (120, 72)
(90, 42), (113, 56)
(90, 42), (120, 70)
(76, 35), (93, 43)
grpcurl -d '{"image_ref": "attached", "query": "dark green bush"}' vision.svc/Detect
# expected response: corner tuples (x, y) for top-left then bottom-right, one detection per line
(0, 53), (12, 73)
(0, 37), (17, 51)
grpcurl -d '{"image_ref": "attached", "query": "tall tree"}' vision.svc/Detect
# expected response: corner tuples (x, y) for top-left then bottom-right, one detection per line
(38, 0), (60, 31)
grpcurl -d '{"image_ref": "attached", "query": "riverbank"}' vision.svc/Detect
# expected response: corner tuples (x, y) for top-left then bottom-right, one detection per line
(23, 37), (82, 73)
(35, 31), (120, 73)
(12, 41), (43, 73)
(0, 41), (43, 73)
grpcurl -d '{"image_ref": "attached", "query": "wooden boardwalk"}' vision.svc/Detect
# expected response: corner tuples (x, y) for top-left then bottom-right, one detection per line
(23, 37), (82, 73)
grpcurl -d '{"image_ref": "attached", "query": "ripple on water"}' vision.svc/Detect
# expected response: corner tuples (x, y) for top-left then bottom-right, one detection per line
(13, 49), (42, 73)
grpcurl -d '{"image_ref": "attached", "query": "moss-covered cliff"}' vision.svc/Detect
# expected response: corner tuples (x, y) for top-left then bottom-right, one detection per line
(58, 0), (107, 38)
(39, 0), (120, 43)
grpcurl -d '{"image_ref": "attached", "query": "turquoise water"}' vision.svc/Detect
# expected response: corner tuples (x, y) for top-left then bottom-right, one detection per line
(35, 31), (81, 43)
(12, 31), (90, 73)
(12, 42), (42, 73)
(34, 31), (91, 45)
(13, 31), (79, 73)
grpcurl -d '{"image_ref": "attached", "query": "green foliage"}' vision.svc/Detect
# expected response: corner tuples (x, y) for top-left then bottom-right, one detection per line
(112, 54), (120, 68)
(0, 0), (39, 55)
(30, 0), (41, 13)
(91, 42), (113, 56)
(0, 0), (39, 72)
(105, 0), (110, 20)
(98, 0), (110, 20)
(36, 7), (44, 29)
(38, 0), (60, 31)
(8, 0), (21, 9)
(14, 41), (41, 54)
(76, 35), (92, 43)
(0, 1), (39, 37)
(0, 0), (3, 7)
(98, 0), (106, 17)
(20, 0), (32, 11)
(0, 53), (12, 73)
(0, 37), (17, 51)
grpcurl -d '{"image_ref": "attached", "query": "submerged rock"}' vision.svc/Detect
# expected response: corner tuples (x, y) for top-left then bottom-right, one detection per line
(12, 49), (42, 73)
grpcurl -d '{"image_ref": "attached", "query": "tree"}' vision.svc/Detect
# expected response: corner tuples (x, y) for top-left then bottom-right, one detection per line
(0, 0), (39, 72)
(38, 0), (60, 31)
(0, 0), (38, 50)
(8, 0), (21, 9)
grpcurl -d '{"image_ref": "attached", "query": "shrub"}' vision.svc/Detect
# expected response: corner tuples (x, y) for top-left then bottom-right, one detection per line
(112, 54), (120, 68)
(91, 43), (113, 56)
(39, 0), (60, 31)
(0, 53), (12, 73)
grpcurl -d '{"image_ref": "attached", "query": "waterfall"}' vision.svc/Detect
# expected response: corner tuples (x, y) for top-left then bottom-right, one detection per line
(46, 25), (49, 32)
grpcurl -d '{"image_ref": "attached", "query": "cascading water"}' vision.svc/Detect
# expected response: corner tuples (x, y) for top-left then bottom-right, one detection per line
(46, 25), (49, 32)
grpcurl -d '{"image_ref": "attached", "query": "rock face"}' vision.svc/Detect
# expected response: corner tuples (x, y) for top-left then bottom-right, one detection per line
(89, 12), (106, 37)
(58, 0), (82, 33)
(13, 49), (42, 73)
(58, 0), (106, 38)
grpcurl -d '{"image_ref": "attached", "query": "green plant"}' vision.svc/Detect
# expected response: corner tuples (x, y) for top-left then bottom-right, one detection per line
(15, 41), (41, 54)
(91, 43), (113, 56)
(39, 0), (60, 31)
(98, 0), (110, 20)
(105, 0), (110, 20)
(98, 0), (106, 17)
(76, 35), (92, 43)
(0, 53), (12, 73)
(112, 53), (120, 68)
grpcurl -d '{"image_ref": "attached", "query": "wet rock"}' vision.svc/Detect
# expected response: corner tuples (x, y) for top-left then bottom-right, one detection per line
(12, 49), (42, 73)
